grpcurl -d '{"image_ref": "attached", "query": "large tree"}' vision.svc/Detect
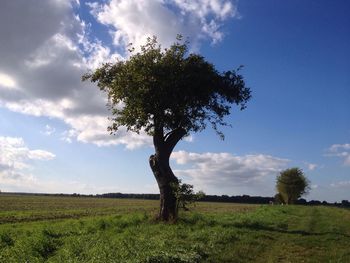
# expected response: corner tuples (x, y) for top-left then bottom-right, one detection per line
(276, 167), (310, 204)
(83, 36), (251, 221)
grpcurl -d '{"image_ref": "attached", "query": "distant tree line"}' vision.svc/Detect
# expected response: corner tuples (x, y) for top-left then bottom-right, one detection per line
(95, 192), (350, 208)
(1, 192), (349, 208)
(97, 193), (159, 200)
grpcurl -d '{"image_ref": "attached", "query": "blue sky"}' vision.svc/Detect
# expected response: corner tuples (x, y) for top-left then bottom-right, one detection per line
(0, 0), (349, 202)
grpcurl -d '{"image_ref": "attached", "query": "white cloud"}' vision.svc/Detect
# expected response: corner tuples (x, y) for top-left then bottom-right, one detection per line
(329, 143), (350, 152)
(304, 162), (318, 171)
(0, 72), (17, 89)
(173, 0), (239, 43)
(28, 150), (56, 160)
(171, 150), (289, 194)
(173, 0), (237, 20)
(41, 125), (56, 136)
(330, 181), (350, 188)
(0, 136), (55, 183)
(0, 137), (103, 194)
(183, 135), (194, 142)
(0, 0), (239, 150)
(0, 0), (149, 149)
(59, 115), (152, 148)
(89, 0), (238, 53)
(0, 136), (117, 193)
(61, 129), (78, 144)
(327, 143), (350, 166)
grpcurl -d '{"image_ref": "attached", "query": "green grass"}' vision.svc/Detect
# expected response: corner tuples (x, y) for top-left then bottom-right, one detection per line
(0, 195), (159, 224)
(0, 195), (349, 262)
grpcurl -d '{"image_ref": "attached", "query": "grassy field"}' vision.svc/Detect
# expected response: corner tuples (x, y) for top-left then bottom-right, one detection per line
(0, 195), (349, 262)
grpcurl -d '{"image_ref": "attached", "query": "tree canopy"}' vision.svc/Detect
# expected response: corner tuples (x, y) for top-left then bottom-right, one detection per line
(83, 36), (251, 139)
(83, 36), (251, 220)
(276, 168), (310, 204)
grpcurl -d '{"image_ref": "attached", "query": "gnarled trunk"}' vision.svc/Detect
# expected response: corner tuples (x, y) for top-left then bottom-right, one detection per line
(149, 154), (178, 220)
(149, 127), (186, 221)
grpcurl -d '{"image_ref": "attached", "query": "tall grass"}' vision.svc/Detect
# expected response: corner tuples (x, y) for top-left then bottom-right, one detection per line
(0, 201), (349, 262)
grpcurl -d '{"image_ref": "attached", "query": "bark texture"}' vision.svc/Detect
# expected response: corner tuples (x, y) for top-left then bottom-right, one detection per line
(149, 127), (186, 221)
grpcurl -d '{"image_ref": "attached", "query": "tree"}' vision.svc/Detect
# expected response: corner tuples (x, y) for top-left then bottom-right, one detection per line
(83, 36), (251, 221)
(274, 193), (284, 204)
(276, 168), (310, 204)
(172, 180), (205, 213)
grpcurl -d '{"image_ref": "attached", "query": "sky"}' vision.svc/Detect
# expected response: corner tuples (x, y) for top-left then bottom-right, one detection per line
(0, 0), (349, 202)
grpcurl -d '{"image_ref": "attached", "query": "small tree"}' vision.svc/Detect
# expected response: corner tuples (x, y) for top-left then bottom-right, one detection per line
(172, 180), (205, 213)
(83, 36), (251, 221)
(274, 193), (284, 204)
(276, 168), (310, 204)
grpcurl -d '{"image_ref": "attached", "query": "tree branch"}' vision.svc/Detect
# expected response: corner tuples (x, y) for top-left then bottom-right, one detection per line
(153, 123), (164, 155)
(164, 127), (187, 157)
(164, 129), (176, 142)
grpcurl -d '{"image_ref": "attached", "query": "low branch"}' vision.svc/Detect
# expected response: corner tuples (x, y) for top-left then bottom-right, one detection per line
(164, 127), (187, 156)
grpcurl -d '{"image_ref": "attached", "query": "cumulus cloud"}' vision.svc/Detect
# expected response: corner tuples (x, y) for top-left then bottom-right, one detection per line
(171, 150), (289, 194)
(28, 150), (56, 160)
(0, 0), (145, 149)
(0, 72), (17, 89)
(329, 143), (350, 152)
(0, 0), (239, 149)
(89, 0), (238, 53)
(173, 0), (237, 19)
(41, 125), (56, 136)
(0, 135), (124, 193)
(327, 143), (350, 166)
(0, 136), (103, 193)
(183, 135), (194, 143)
(330, 181), (350, 188)
(0, 136), (55, 185)
(304, 162), (318, 171)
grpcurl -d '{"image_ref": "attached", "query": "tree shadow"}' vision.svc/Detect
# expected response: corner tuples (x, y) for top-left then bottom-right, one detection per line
(178, 214), (350, 239)
(231, 222), (350, 238)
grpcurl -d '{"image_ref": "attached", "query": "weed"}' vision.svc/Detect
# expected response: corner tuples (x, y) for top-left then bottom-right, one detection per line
(32, 231), (63, 259)
(0, 232), (14, 247)
(145, 250), (202, 263)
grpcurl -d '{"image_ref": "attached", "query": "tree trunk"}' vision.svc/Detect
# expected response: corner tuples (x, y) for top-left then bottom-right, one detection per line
(149, 154), (178, 221)
(149, 127), (186, 221)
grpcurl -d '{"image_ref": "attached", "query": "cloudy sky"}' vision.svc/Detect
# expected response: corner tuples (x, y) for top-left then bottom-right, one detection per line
(0, 0), (349, 202)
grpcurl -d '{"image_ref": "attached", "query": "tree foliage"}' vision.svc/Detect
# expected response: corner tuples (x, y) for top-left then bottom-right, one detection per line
(274, 193), (284, 204)
(83, 35), (251, 220)
(171, 180), (205, 213)
(82, 35), (251, 139)
(276, 168), (310, 204)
